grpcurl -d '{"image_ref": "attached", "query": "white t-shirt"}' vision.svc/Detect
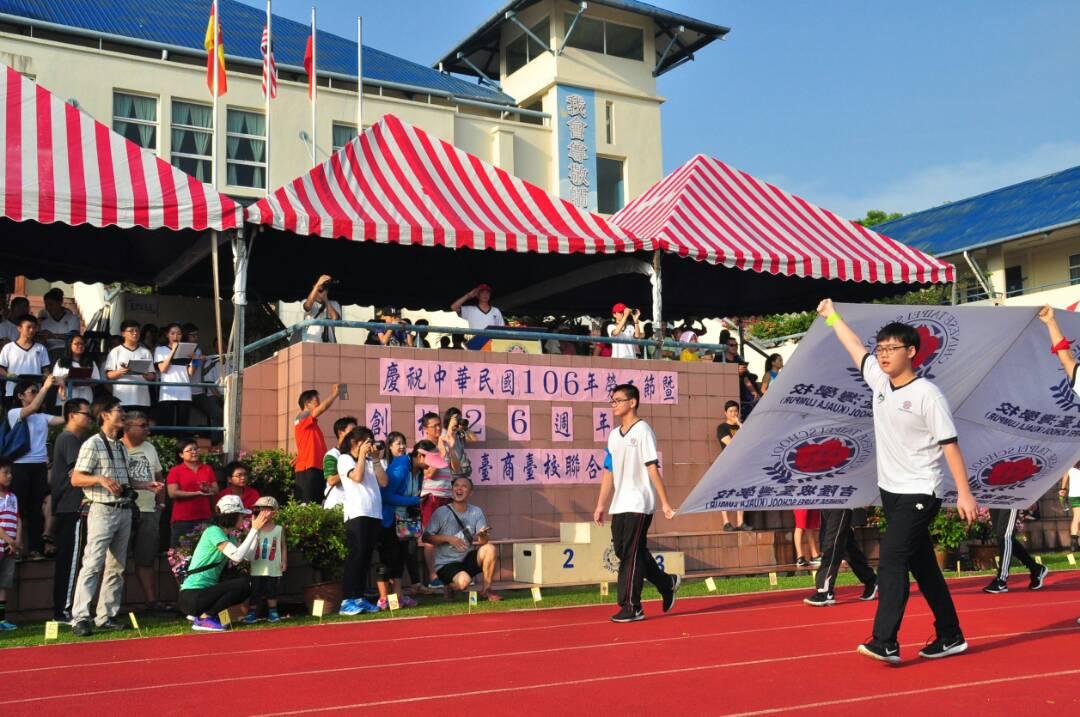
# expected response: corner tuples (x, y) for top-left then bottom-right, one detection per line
(127, 441), (163, 512)
(0, 321), (18, 344)
(609, 324), (638, 359)
(1068, 468), (1080, 498)
(323, 447), (345, 510)
(337, 454), (383, 521)
(51, 359), (100, 405)
(607, 419), (660, 515)
(303, 299), (341, 343)
(0, 341), (51, 396)
(38, 309), (80, 351)
(104, 344), (154, 406)
(154, 345), (192, 402)
(862, 355), (957, 496)
(8, 409), (51, 464)
(459, 305), (504, 331)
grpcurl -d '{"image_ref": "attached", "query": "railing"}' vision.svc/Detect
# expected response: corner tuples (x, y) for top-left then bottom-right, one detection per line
(244, 319), (739, 358)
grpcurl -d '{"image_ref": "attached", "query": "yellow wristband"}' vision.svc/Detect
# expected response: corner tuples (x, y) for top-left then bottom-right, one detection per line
(825, 311), (840, 327)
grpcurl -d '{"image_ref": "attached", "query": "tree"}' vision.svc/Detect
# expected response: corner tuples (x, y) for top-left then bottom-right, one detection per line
(853, 209), (902, 228)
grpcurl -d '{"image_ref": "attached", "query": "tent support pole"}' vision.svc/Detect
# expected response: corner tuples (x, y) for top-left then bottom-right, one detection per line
(650, 249), (663, 354)
(210, 230), (225, 377)
(224, 228), (249, 459)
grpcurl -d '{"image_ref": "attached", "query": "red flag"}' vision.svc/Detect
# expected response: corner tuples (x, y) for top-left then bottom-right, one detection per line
(204, 3), (227, 96)
(304, 34), (314, 99)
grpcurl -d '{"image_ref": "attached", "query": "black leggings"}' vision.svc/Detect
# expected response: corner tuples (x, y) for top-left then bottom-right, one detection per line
(12, 462), (48, 554)
(376, 525), (404, 581)
(343, 517), (382, 600)
(177, 577), (251, 618)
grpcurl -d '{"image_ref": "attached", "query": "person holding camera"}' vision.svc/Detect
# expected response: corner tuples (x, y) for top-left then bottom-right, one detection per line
(365, 306), (413, 347)
(301, 274), (342, 344)
(69, 397), (164, 637)
(337, 426), (390, 616)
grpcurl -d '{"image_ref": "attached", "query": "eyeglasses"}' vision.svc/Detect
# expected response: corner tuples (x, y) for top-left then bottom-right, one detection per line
(610, 397), (632, 405)
(181, 447), (199, 454)
(73, 411), (91, 417)
(874, 344), (910, 356)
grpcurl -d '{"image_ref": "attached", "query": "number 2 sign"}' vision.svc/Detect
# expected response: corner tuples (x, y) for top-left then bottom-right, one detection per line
(461, 404), (486, 442)
(508, 405), (531, 441)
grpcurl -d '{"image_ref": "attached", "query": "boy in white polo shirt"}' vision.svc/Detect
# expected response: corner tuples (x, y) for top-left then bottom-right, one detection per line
(1036, 304), (1080, 626)
(593, 383), (679, 623)
(818, 299), (978, 664)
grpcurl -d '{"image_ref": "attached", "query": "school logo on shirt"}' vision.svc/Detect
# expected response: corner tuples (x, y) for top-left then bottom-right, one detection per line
(763, 425), (874, 484)
(970, 446), (1057, 491)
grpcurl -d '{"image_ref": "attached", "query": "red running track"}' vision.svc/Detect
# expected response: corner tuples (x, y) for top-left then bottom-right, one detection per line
(3, 573), (1080, 716)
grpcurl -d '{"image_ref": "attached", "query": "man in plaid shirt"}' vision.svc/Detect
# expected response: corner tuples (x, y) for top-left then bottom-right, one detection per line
(69, 397), (162, 637)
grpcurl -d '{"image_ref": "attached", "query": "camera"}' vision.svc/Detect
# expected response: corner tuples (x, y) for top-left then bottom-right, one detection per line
(321, 279), (340, 290)
(457, 419), (469, 431)
(374, 440), (386, 453)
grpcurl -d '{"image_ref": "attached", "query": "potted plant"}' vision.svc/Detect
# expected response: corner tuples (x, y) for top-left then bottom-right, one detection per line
(966, 508), (997, 569)
(929, 509), (970, 569)
(278, 501), (347, 613)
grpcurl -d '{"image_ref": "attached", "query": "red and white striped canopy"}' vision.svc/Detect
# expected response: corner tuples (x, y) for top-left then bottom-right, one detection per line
(0, 65), (241, 232)
(612, 154), (955, 284)
(247, 114), (648, 254)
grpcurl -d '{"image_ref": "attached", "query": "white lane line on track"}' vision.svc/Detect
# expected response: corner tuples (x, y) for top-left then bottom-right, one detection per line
(250, 625), (1080, 715)
(721, 668), (1080, 716)
(3, 592), (1076, 677)
(7, 619), (1077, 708)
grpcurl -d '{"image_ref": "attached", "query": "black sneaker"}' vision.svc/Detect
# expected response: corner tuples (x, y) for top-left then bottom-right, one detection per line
(803, 591), (835, 607)
(72, 620), (92, 637)
(97, 618), (125, 631)
(809, 556), (822, 568)
(982, 579), (1008, 594)
(1030, 565), (1049, 590)
(918, 633), (967, 659)
(860, 581), (879, 601)
(610, 607), (645, 623)
(723, 522), (734, 532)
(661, 574), (681, 613)
(857, 639), (900, 664)
(795, 557), (809, 568)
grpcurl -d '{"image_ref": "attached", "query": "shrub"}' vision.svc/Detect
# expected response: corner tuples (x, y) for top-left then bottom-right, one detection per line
(149, 434), (181, 471)
(279, 502), (346, 581)
(243, 448), (296, 503)
(746, 312), (815, 341)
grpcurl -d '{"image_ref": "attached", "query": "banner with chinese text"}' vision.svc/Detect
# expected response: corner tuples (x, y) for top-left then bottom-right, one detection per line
(680, 303), (1080, 512)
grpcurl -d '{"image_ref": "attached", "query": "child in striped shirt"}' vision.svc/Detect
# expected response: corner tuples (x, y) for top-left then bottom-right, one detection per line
(0, 458), (21, 630)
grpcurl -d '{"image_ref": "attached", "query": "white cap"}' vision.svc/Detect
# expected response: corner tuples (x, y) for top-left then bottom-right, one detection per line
(216, 494), (251, 516)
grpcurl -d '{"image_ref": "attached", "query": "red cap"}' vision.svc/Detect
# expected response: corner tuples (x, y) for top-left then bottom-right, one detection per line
(611, 302), (628, 315)
(476, 283), (492, 293)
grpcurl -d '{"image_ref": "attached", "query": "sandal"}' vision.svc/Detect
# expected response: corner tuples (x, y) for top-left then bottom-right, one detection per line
(483, 591), (503, 602)
(42, 534), (56, 557)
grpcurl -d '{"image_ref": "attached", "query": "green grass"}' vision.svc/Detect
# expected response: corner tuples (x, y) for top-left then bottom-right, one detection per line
(3, 552), (1074, 649)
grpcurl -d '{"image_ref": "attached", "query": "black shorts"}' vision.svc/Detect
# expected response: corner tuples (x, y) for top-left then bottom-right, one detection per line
(251, 575), (280, 601)
(436, 550), (482, 585)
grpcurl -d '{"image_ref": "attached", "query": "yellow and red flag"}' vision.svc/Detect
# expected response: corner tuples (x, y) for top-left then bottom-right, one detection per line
(205, 2), (228, 96)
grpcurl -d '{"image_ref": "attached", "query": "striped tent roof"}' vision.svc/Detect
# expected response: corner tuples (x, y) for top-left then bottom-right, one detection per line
(612, 154), (955, 284)
(0, 65), (241, 232)
(247, 114), (649, 255)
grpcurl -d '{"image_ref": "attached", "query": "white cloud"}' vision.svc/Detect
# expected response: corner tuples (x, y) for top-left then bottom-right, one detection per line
(785, 141), (1080, 220)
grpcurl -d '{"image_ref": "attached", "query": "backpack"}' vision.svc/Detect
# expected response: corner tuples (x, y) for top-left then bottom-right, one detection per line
(0, 416), (31, 461)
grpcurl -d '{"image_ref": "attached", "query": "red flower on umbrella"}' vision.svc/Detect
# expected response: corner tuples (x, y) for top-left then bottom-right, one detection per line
(912, 325), (941, 369)
(794, 438), (851, 473)
(986, 458), (1039, 486)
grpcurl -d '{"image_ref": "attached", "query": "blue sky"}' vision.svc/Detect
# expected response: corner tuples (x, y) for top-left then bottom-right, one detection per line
(252, 0), (1080, 219)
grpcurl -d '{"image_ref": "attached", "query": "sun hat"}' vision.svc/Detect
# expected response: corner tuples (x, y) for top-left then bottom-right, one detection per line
(216, 494), (251, 515)
(253, 496), (279, 511)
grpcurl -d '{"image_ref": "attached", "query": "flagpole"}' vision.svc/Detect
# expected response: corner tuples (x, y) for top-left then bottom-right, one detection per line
(265, 0), (272, 194)
(310, 5), (317, 167)
(212, 0), (220, 189)
(356, 15), (363, 135)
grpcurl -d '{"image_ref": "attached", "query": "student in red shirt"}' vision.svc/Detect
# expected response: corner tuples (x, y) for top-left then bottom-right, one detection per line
(293, 384), (340, 503)
(215, 461), (260, 510)
(166, 439), (216, 546)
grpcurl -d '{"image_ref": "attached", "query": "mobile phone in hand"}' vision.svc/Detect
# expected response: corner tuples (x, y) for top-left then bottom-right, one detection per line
(338, 384), (348, 400)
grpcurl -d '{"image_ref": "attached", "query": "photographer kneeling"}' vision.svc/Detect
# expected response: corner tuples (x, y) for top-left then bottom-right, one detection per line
(423, 477), (501, 601)
(178, 495), (271, 632)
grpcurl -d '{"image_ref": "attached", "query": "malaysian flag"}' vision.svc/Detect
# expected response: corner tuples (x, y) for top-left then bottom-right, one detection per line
(261, 25), (277, 99)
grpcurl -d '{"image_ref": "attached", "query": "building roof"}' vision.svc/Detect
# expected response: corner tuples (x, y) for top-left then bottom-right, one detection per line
(436, 0), (729, 80)
(872, 164), (1080, 257)
(0, 0), (517, 106)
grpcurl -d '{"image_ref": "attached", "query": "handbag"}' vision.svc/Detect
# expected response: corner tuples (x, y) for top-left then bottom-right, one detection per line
(395, 514), (422, 540)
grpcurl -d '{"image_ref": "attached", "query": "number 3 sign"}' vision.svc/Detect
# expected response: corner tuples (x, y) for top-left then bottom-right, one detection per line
(508, 405), (531, 441)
